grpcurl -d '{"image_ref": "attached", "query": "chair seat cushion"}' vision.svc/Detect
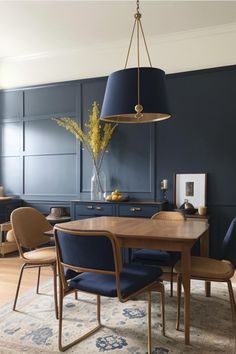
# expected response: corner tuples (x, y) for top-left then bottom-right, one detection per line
(64, 268), (79, 280)
(174, 256), (234, 280)
(23, 246), (56, 263)
(69, 263), (162, 298)
(133, 249), (180, 267)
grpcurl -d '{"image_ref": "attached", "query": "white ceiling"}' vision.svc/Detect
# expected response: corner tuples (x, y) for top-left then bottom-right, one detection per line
(1, 1), (236, 60)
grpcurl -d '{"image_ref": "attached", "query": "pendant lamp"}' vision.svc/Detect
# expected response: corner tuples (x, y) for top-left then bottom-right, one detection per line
(100, 0), (171, 124)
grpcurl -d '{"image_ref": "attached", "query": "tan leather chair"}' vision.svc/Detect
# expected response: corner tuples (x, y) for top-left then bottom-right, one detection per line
(151, 211), (186, 221)
(175, 217), (236, 330)
(133, 211), (186, 296)
(10, 207), (58, 318)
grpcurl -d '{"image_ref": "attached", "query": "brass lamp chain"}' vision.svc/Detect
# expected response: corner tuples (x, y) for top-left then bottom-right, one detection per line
(124, 0), (152, 118)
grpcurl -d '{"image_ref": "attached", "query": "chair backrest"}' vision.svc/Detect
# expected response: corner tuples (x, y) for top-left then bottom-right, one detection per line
(10, 207), (52, 253)
(54, 226), (122, 291)
(151, 211), (185, 221)
(222, 217), (236, 267)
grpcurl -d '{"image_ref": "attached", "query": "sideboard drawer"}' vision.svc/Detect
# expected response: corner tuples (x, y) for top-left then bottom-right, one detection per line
(71, 200), (167, 221)
(118, 204), (160, 218)
(75, 203), (114, 218)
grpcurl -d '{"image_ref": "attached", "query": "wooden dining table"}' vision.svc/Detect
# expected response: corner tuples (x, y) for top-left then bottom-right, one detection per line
(54, 215), (209, 345)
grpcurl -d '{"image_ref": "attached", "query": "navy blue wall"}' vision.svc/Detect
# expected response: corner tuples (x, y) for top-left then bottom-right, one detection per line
(0, 65), (236, 258)
(0, 77), (155, 203)
(156, 65), (236, 258)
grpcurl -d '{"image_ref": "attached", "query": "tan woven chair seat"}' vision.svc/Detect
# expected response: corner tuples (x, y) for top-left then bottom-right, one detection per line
(175, 256), (234, 280)
(23, 246), (56, 263)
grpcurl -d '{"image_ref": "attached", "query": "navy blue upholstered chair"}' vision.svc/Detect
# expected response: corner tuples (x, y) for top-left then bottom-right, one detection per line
(54, 226), (165, 353)
(175, 217), (236, 330)
(132, 211), (186, 297)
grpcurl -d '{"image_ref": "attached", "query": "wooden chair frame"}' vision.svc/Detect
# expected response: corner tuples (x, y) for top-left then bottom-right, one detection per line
(54, 226), (165, 353)
(176, 271), (236, 330)
(11, 207), (58, 319)
(13, 261), (58, 318)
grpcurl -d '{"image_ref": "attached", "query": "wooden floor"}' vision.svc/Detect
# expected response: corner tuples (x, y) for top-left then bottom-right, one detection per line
(0, 253), (52, 306)
(0, 253), (236, 307)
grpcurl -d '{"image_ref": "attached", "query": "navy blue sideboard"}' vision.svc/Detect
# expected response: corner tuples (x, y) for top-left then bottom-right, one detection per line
(71, 200), (167, 220)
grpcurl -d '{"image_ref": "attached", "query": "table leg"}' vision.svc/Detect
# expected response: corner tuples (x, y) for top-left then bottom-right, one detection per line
(200, 228), (211, 297)
(181, 245), (191, 345)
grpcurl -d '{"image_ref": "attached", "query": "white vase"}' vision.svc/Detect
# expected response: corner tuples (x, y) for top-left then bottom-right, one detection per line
(91, 166), (106, 201)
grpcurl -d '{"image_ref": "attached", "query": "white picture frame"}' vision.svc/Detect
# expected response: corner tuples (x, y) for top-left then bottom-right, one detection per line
(174, 173), (207, 208)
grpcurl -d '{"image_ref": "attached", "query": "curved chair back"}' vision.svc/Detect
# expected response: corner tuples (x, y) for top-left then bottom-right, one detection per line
(11, 207), (52, 254)
(54, 227), (122, 293)
(222, 217), (236, 267)
(151, 211), (185, 221)
(55, 229), (121, 272)
(54, 226), (165, 352)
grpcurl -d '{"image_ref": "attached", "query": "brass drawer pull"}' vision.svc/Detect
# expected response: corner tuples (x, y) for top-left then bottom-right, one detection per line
(87, 206), (94, 209)
(96, 207), (103, 211)
(130, 207), (141, 212)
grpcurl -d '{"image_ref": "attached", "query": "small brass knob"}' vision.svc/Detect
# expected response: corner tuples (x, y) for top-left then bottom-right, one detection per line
(135, 104), (143, 114)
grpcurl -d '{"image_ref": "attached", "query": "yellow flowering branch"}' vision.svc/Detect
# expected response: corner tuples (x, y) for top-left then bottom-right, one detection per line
(52, 101), (117, 193)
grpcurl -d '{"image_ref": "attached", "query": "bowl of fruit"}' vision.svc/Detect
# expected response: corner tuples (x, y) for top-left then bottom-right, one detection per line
(105, 190), (129, 202)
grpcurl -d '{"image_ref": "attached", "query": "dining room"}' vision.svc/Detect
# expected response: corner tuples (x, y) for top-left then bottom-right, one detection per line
(0, 1), (236, 353)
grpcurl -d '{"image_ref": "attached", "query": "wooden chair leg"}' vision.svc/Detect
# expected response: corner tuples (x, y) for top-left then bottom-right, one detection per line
(170, 265), (174, 297)
(176, 274), (182, 330)
(13, 263), (27, 311)
(97, 295), (101, 325)
(160, 282), (165, 336)
(36, 266), (41, 294)
(147, 291), (152, 354)
(58, 280), (64, 352)
(227, 280), (236, 321)
(154, 281), (165, 336)
(52, 263), (59, 319)
(58, 283), (102, 352)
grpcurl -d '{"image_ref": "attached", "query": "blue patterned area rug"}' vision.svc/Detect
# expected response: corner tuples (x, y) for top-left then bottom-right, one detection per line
(0, 280), (235, 354)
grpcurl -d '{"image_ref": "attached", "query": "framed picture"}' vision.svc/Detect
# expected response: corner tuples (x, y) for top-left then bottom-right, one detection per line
(174, 173), (207, 208)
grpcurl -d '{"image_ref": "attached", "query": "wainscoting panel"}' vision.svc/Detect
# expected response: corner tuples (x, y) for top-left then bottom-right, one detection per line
(24, 83), (77, 118)
(24, 118), (76, 155)
(24, 154), (77, 196)
(0, 122), (21, 156)
(0, 90), (23, 120)
(0, 156), (21, 194)
(79, 78), (155, 199)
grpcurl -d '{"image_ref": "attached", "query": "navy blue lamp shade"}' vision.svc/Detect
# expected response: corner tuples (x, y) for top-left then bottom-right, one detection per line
(100, 67), (171, 123)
